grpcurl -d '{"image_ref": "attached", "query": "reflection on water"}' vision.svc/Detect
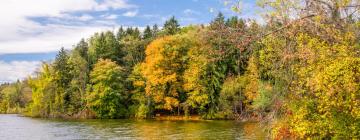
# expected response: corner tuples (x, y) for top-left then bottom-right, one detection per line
(0, 114), (266, 140)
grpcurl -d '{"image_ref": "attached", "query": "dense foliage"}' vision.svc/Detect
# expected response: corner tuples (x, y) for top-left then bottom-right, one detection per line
(1, 0), (360, 139)
(87, 59), (127, 118)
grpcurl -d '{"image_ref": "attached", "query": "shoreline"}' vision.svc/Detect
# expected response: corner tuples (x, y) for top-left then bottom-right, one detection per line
(1, 113), (259, 122)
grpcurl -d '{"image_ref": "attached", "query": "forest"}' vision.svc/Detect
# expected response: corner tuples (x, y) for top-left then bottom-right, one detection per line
(1, 0), (360, 139)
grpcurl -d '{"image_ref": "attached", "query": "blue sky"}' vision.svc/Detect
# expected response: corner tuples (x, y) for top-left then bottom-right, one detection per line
(0, 0), (261, 83)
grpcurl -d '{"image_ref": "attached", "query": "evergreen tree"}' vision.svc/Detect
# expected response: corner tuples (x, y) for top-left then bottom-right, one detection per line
(225, 16), (245, 29)
(53, 47), (73, 113)
(116, 26), (126, 41)
(88, 31), (124, 65)
(152, 24), (159, 37)
(211, 12), (225, 26)
(126, 27), (134, 36)
(68, 39), (90, 111)
(163, 16), (180, 35)
(54, 47), (72, 88)
(133, 27), (141, 39)
(73, 38), (88, 59)
(143, 25), (153, 39)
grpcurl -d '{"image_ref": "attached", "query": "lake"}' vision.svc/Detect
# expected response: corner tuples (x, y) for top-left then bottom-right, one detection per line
(0, 114), (266, 140)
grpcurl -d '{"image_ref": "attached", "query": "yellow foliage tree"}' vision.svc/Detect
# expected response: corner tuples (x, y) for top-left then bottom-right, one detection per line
(244, 56), (260, 102)
(272, 33), (360, 139)
(140, 34), (196, 111)
(28, 63), (56, 117)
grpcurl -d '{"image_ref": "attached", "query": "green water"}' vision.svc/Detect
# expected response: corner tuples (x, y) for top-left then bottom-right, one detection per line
(0, 114), (266, 140)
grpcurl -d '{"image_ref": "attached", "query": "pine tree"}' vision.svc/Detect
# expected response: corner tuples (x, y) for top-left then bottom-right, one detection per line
(211, 12), (225, 25)
(73, 38), (88, 59)
(116, 26), (125, 41)
(133, 27), (141, 39)
(54, 47), (72, 89)
(143, 25), (153, 39)
(163, 16), (180, 35)
(152, 24), (159, 37)
(88, 31), (123, 65)
(53, 47), (73, 113)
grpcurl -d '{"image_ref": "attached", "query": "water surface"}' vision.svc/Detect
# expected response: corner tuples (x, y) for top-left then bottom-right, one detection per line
(0, 114), (266, 140)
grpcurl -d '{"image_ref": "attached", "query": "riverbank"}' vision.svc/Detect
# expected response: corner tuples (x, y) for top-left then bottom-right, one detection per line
(2, 107), (261, 122)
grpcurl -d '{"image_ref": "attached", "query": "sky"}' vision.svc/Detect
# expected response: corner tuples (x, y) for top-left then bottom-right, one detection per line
(0, 0), (261, 83)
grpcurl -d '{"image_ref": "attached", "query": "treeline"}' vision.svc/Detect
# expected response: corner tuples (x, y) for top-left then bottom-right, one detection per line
(0, 15), (263, 119)
(0, 81), (32, 113)
(1, 0), (360, 139)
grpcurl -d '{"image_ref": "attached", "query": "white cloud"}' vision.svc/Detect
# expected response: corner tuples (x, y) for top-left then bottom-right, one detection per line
(0, 61), (41, 83)
(0, 0), (135, 18)
(180, 17), (199, 24)
(0, 0), (134, 27)
(0, 0), (136, 54)
(79, 14), (94, 21)
(122, 10), (138, 17)
(0, 0), (138, 82)
(142, 14), (159, 19)
(97, 0), (136, 10)
(209, 8), (214, 13)
(0, 25), (113, 54)
(0, 25), (111, 54)
(183, 9), (201, 15)
(104, 14), (119, 20)
(45, 14), (94, 22)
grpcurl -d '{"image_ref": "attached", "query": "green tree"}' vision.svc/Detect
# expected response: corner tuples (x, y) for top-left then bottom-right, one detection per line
(218, 76), (246, 118)
(120, 31), (146, 70)
(163, 16), (180, 35)
(87, 59), (127, 118)
(152, 24), (159, 37)
(133, 27), (141, 39)
(116, 26), (126, 41)
(225, 16), (245, 28)
(211, 12), (225, 25)
(128, 64), (152, 118)
(88, 31), (123, 65)
(67, 39), (90, 113)
(73, 39), (88, 59)
(196, 15), (251, 118)
(53, 47), (73, 114)
(143, 25), (153, 39)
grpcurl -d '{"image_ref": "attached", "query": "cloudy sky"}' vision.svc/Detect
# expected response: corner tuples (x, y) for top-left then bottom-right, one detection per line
(0, 0), (260, 83)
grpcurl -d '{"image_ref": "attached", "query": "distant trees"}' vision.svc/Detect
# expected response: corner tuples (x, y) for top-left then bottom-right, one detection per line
(0, 81), (24, 113)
